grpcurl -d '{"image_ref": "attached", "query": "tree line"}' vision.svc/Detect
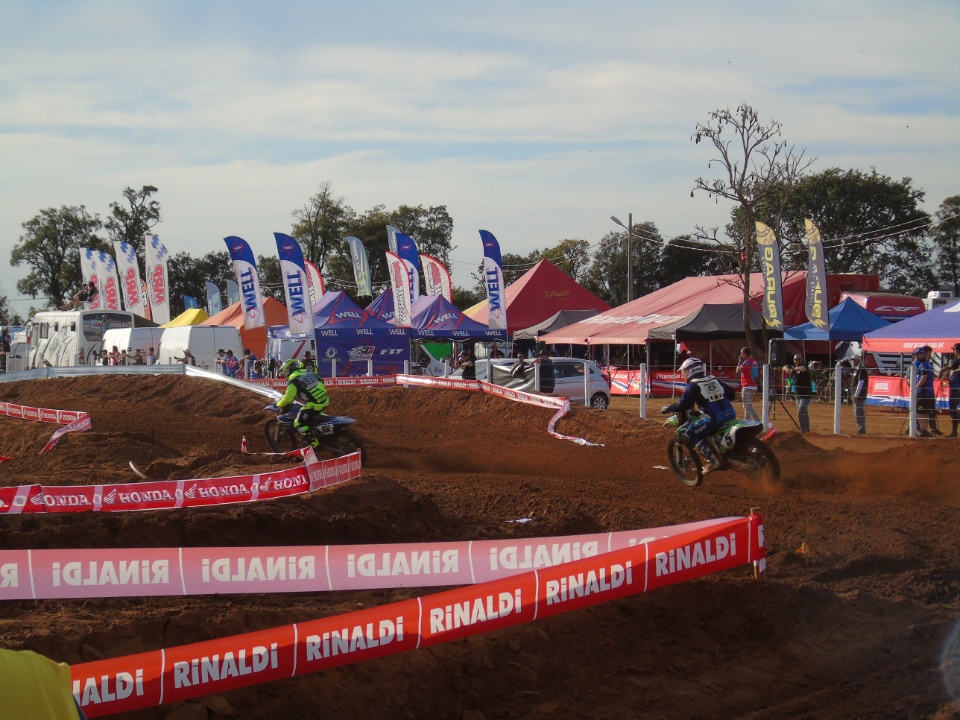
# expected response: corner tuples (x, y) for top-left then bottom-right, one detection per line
(5, 104), (959, 328)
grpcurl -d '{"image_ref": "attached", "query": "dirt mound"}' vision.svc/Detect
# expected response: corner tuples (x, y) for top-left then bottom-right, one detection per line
(1, 375), (959, 719)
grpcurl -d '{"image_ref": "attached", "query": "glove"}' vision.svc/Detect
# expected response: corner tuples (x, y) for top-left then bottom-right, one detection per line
(659, 406), (672, 415)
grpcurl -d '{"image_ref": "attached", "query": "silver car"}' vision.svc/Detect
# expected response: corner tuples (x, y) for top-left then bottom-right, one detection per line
(451, 357), (611, 410)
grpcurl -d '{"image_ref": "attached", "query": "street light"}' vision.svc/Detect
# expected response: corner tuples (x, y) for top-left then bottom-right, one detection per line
(610, 214), (633, 303)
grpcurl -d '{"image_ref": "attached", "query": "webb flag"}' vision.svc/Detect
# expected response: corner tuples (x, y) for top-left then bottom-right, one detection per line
(113, 241), (146, 316)
(144, 235), (171, 324)
(274, 233), (315, 336)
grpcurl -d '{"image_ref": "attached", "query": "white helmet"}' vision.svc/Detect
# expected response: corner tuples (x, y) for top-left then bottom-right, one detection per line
(679, 357), (706, 380)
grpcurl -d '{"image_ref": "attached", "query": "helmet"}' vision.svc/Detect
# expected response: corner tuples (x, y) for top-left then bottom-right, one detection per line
(912, 347), (925, 357)
(279, 359), (300, 377)
(679, 357), (706, 380)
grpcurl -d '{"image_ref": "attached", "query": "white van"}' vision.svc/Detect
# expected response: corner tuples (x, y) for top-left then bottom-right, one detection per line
(158, 326), (242, 371)
(101, 328), (166, 363)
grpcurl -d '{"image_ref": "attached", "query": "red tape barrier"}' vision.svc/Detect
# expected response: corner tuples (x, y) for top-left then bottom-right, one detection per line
(0, 400), (91, 452)
(70, 514), (765, 717)
(0, 517), (741, 601)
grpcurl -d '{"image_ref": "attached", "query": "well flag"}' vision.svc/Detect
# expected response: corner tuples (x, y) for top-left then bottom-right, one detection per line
(803, 219), (830, 330)
(205, 282), (222, 315)
(754, 222), (784, 330)
(385, 251), (412, 327)
(480, 230), (508, 335)
(421, 254), (453, 302)
(113, 241), (147, 316)
(305, 260), (325, 307)
(395, 232), (421, 303)
(224, 236), (266, 330)
(274, 232), (315, 336)
(345, 236), (372, 297)
(144, 235), (172, 324)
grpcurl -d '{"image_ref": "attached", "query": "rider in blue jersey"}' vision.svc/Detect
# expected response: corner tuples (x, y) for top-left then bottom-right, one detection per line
(661, 357), (737, 473)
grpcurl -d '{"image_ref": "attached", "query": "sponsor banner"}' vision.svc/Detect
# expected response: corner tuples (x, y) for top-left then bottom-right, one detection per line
(304, 260), (325, 306)
(609, 369), (741, 397)
(113, 241), (146, 315)
(70, 514), (765, 717)
(394, 232), (421, 303)
(479, 230), (507, 334)
(41, 413), (93, 453)
(421, 254), (453, 302)
(80, 247), (103, 310)
(144, 235), (171, 325)
(205, 281), (222, 315)
(345, 236), (372, 297)
(385, 251), (412, 327)
(224, 236), (266, 330)
(866, 375), (950, 408)
(0, 400), (92, 451)
(755, 222), (784, 330)
(803, 219), (829, 330)
(0, 453), (359, 516)
(274, 232), (315, 336)
(96, 251), (123, 311)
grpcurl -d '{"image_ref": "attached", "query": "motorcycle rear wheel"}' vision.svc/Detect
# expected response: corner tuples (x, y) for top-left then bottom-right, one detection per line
(667, 438), (704, 487)
(264, 418), (307, 453)
(316, 428), (368, 464)
(742, 438), (781, 486)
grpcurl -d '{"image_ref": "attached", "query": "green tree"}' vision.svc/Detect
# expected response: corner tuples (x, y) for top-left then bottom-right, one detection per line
(582, 222), (663, 305)
(0, 296), (25, 325)
(933, 196), (960, 295)
(535, 239), (592, 282)
(658, 235), (732, 287)
(167, 251), (234, 311)
(388, 204), (455, 261)
(692, 103), (814, 354)
(752, 168), (934, 294)
(255, 255), (284, 302)
(10, 205), (106, 308)
(291, 183), (356, 271)
(104, 185), (162, 253)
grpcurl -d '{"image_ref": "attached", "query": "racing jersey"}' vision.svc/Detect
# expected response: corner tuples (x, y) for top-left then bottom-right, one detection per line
(665, 375), (736, 420)
(277, 368), (330, 413)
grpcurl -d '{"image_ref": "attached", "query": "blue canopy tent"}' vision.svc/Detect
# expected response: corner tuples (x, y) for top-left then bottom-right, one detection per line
(365, 288), (395, 323)
(409, 294), (508, 341)
(785, 298), (892, 341)
(268, 291), (410, 375)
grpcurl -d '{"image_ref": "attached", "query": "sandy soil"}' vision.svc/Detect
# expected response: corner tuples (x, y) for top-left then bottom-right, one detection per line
(1, 374), (959, 720)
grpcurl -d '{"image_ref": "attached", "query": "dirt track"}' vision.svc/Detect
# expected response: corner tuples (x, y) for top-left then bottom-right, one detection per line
(1, 374), (959, 719)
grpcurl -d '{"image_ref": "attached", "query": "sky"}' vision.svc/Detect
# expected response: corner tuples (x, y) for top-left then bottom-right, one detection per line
(1, 0), (958, 318)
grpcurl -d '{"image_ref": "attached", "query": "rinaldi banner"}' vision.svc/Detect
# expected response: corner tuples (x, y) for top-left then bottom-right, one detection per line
(68, 514), (766, 717)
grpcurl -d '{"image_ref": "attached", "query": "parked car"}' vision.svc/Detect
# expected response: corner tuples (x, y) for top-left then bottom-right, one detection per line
(451, 357), (611, 409)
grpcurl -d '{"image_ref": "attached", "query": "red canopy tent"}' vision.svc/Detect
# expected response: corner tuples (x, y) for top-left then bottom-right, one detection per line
(463, 259), (611, 335)
(202, 297), (289, 359)
(540, 272), (878, 346)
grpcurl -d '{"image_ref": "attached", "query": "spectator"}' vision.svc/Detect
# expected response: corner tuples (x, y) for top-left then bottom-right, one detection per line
(109, 346), (121, 366)
(914, 346), (938, 437)
(242, 348), (258, 378)
(0, 328), (10, 373)
(850, 356), (869, 435)
(60, 282), (98, 311)
(119, 348), (131, 366)
(99, 349), (109, 366)
(790, 354), (814, 433)
(250, 359), (264, 379)
(0, 647), (87, 719)
(301, 351), (317, 373)
(533, 348), (555, 394)
(214, 349), (227, 375)
(267, 357), (278, 378)
(736, 346), (760, 421)
(133, 348), (145, 365)
(490, 343), (505, 359)
(458, 346), (477, 381)
(940, 342), (960, 437)
(147, 346), (156, 365)
(175, 349), (197, 366)
(223, 349), (240, 377)
(509, 351), (529, 378)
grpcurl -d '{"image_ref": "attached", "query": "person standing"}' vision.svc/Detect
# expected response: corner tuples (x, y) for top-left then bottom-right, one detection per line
(223, 349), (240, 377)
(850, 356), (869, 435)
(736, 346), (759, 421)
(914, 346), (938, 437)
(939, 342), (960, 437)
(458, 346), (477, 380)
(147, 346), (156, 365)
(535, 348), (556, 394)
(790, 354), (814, 433)
(214, 348), (227, 375)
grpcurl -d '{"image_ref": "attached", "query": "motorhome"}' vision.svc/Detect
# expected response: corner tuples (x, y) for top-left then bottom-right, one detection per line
(23, 310), (138, 370)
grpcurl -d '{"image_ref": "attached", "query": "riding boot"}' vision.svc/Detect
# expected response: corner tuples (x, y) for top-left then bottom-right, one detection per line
(695, 439), (721, 474)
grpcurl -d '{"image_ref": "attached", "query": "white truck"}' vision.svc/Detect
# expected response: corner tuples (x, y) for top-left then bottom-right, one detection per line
(157, 325), (243, 371)
(21, 310), (138, 369)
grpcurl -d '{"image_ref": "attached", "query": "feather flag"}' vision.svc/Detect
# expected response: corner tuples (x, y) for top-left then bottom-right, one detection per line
(96, 250), (122, 311)
(225, 279), (240, 306)
(421, 254), (453, 302)
(385, 251), (412, 327)
(224, 236), (265, 330)
(345, 236), (372, 297)
(395, 232), (421, 303)
(386, 224), (401, 255)
(804, 219), (830, 331)
(274, 232), (315, 336)
(144, 235), (172, 324)
(479, 230), (508, 335)
(79, 248), (102, 310)
(113, 241), (147, 316)
(205, 281), (222, 315)
(754, 222), (784, 330)
(304, 260), (325, 307)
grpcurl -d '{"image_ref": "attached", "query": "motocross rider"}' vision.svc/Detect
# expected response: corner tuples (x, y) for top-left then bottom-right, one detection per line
(276, 358), (331, 450)
(660, 357), (737, 474)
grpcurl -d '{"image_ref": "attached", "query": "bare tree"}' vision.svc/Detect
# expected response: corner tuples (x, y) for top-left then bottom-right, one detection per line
(692, 103), (814, 356)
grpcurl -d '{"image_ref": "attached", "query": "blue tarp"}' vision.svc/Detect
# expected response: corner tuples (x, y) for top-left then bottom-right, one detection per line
(861, 298), (960, 353)
(409, 294), (508, 340)
(785, 298), (891, 341)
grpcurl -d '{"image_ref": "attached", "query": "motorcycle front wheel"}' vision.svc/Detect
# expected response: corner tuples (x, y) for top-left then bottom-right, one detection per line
(264, 418), (307, 453)
(667, 438), (704, 487)
(742, 438), (781, 486)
